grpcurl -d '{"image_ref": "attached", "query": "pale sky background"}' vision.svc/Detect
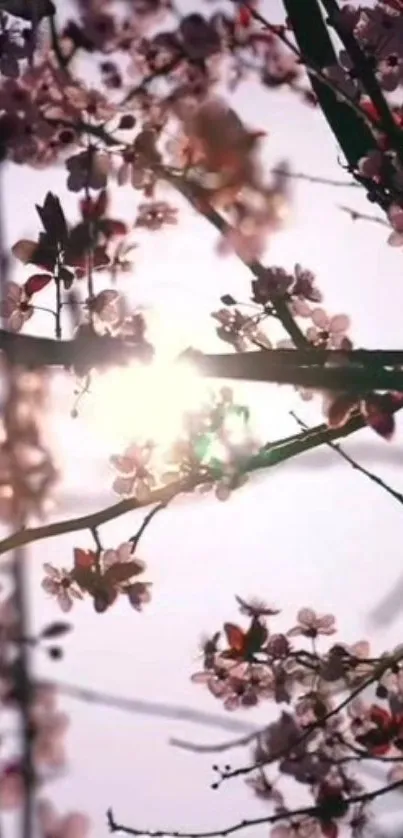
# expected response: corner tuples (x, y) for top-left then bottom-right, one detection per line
(4, 0), (403, 836)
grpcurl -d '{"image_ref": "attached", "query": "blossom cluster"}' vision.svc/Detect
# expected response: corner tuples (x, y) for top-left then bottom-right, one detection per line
(42, 541), (151, 614)
(192, 596), (403, 838)
(110, 386), (260, 503)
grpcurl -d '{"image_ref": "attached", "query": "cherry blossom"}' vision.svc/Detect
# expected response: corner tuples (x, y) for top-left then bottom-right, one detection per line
(271, 819), (321, 838)
(110, 442), (156, 500)
(102, 541), (136, 569)
(135, 201), (178, 230)
(306, 309), (351, 349)
(41, 563), (83, 612)
(37, 800), (90, 838)
(287, 608), (337, 638)
(0, 281), (33, 331)
(0, 764), (24, 810)
(387, 202), (403, 246)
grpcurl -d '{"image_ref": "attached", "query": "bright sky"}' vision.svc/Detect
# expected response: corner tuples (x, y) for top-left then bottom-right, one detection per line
(3, 0), (403, 836)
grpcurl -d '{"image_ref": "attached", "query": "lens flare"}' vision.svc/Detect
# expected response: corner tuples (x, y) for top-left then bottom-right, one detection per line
(86, 358), (208, 449)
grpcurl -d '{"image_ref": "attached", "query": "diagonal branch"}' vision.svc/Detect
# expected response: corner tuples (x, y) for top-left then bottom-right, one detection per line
(106, 779), (403, 838)
(0, 405), (400, 558)
(290, 411), (403, 506)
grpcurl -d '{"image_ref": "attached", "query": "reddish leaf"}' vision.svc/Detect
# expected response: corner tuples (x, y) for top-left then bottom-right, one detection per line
(12, 239), (38, 264)
(326, 393), (357, 428)
(236, 4), (252, 27)
(94, 189), (108, 218)
(74, 547), (96, 569)
(80, 190), (108, 220)
(369, 704), (392, 727)
(24, 273), (52, 297)
(101, 219), (128, 238)
(104, 560), (144, 585)
(362, 394), (395, 440)
(71, 565), (96, 594)
(224, 622), (245, 653)
(321, 822), (338, 838)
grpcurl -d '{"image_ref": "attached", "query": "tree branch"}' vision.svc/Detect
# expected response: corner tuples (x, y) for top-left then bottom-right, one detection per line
(6, 328), (403, 392)
(106, 779), (403, 838)
(291, 411), (403, 506)
(0, 406), (400, 557)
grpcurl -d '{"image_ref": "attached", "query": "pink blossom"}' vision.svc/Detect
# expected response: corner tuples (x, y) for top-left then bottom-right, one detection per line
(88, 290), (126, 333)
(41, 563), (83, 612)
(288, 608), (337, 638)
(387, 203), (403, 246)
(0, 764), (24, 810)
(0, 281), (33, 331)
(102, 541), (144, 571)
(388, 762), (403, 786)
(37, 799), (90, 838)
(110, 442), (156, 500)
(306, 308), (350, 349)
(271, 816), (321, 838)
(135, 201), (178, 231)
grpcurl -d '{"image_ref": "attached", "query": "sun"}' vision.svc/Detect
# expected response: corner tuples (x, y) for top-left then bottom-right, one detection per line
(85, 357), (208, 450)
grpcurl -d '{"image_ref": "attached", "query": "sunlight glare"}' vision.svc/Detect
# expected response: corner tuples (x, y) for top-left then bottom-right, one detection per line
(87, 358), (208, 450)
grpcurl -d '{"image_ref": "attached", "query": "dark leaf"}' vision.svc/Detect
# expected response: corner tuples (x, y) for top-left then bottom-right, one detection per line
(24, 273), (52, 297)
(11, 239), (38, 264)
(48, 646), (64, 660)
(59, 266), (75, 290)
(118, 114), (136, 131)
(0, 0), (55, 20)
(40, 621), (72, 640)
(72, 566), (96, 594)
(220, 294), (236, 306)
(362, 394), (395, 440)
(36, 193), (68, 244)
(104, 560), (145, 585)
(100, 219), (128, 238)
(245, 616), (268, 654)
(93, 586), (118, 613)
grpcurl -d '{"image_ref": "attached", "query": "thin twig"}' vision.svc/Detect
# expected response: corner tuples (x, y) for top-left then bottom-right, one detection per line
(0, 404), (400, 558)
(290, 411), (403, 507)
(220, 647), (403, 784)
(338, 204), (389, 227)
(130, 503), (168, 550)
(273, 168), (359, 188)
(106, 779), (403, 838)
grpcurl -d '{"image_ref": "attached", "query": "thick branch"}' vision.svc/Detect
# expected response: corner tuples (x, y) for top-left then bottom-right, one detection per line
(0, 328), (149, 369)
(187, 349), (403, 392)
(5, 330), (403, 391)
